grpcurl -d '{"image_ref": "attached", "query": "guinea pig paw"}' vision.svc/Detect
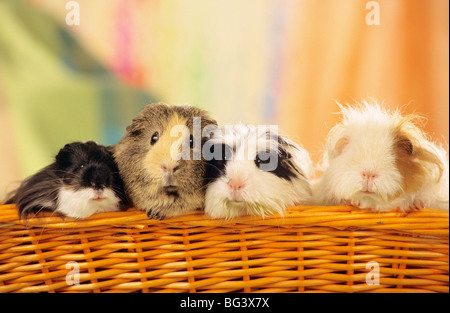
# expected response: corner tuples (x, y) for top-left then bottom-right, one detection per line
(345, 200), (360, 208)
(409, 200), (425, 212)
(156, 213), (166, 220)
(146, 210), (166, 221)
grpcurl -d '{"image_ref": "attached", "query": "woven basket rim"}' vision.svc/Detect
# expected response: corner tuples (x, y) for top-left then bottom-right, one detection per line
(0, 204), (448, 237)
(1, 204), (448, 293)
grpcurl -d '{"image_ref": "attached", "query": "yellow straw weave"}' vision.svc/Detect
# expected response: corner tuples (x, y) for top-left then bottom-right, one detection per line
(0, 204), (448, 293)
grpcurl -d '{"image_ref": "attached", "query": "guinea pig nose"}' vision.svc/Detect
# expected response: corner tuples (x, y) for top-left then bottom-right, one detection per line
(93, 188), (104, 196)
(161, 163), (179, 173)
(91, 181), (105, 190)
(361, 171), (378, 180)
(228, 178), (245, 191)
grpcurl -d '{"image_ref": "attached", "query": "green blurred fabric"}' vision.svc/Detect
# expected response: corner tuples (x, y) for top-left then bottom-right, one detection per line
(0, 0), (155, 177)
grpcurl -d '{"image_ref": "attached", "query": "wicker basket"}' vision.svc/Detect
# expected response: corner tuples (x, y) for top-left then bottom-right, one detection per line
(0, 204), (448, 293)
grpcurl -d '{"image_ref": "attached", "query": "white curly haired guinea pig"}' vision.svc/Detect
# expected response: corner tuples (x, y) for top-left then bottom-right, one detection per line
(313, 101), (449, 212)
(113, 103), (218, 220)
(204, 124), (314, 219)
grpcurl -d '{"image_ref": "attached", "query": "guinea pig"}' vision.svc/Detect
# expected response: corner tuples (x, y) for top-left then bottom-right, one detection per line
(313, 100), (449, 212)
(203, 124), (314, 219)
(112, 103), (218, 220)
(6, 141), (130, 219)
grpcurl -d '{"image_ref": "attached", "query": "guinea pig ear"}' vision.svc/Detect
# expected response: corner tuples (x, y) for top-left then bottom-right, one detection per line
(200, 116), (218, 136)
(55, 143), (76, 168)
(395, 136), (414, 155)
(333, 136), (350, 157)
(126, 116), (146, 137)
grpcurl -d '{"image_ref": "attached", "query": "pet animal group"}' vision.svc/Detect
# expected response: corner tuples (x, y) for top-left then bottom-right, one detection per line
(6, 100), (449, 219)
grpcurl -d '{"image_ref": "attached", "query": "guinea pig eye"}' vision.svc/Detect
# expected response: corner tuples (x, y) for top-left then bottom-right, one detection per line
(73, 164), (85, 172)
(150, 132), (159, 145)
(255, 152), (271, 166)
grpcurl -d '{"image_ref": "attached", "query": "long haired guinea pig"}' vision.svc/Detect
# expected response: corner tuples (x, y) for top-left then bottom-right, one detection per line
(204, 124), (314, 219)
(6, 141), (129, 219)
(112, 103), (218, 220)
(313, 101), (449, 212)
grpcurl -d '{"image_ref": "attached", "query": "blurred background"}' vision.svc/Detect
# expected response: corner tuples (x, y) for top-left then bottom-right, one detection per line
(1, 0), (448, 199)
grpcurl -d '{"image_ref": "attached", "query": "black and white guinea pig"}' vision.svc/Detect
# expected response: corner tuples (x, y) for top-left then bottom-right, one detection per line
(313, 100), (449, 212)
(204, 124), (314, 219)
(6, 141), (130, 219)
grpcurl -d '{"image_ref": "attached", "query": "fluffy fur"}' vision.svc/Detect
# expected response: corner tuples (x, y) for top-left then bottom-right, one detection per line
(6, 141), (129, 219)
(313, 100), (449, 212)
(56, 187), (121, 218)
(113, 103), (218, 220)
(204, 124), (313, 219)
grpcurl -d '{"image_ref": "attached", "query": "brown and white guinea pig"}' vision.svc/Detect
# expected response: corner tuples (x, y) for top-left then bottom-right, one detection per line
(203, 124), (314, 219)
(313, 100), (449, 212)
(6, 141), (130, 219)
(112, 103), (218, 220)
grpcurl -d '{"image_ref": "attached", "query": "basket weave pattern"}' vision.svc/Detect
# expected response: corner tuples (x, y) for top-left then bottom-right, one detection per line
(0, 204), (448, 293)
